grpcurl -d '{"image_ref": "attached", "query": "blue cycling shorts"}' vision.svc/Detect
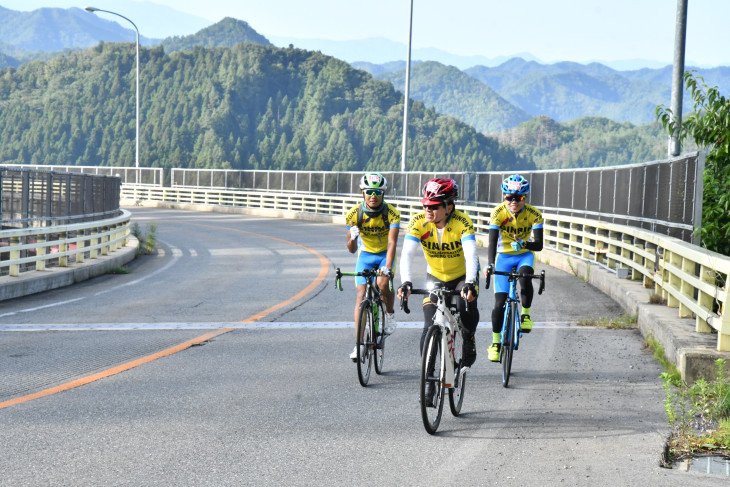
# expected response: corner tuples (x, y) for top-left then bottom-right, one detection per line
(355, 250), (394, 286)
(494, 252), (535, 294)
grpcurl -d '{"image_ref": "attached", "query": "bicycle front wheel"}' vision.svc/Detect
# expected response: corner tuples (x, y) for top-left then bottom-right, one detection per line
(420, 325), (445, 434)
(502, 303), (515, 388)
(374, 299), (386, 375)
(449, 326), (466, 416)
(356, 300), (374, 387)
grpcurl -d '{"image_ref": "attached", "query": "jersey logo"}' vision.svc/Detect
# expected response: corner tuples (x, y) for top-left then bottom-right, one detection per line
(421, 231), (431, 241)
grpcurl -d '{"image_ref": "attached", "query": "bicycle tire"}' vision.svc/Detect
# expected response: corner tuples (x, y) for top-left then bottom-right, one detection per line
(502, 303), (515, 388)
(420, 325), (444, 434)
(374, 299), (386, 375)
(356, 300), (373, 387)
(449, 324), (466, 416)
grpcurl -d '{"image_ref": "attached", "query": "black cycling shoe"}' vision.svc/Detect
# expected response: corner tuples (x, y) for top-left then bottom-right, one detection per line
(462, 336), (477, 367)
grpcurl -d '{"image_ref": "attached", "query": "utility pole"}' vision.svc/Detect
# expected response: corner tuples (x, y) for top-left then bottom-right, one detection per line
(668, 0), (688, 157)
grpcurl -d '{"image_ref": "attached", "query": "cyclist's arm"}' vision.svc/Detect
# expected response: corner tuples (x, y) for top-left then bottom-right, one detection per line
(385, 226), (399, 271)
(524, 227), (543, 252)
(487, 227), (499, 265)
(399, 236), (419, 284)
(346, 227), (358, 254)
(463, 236), (478, 283)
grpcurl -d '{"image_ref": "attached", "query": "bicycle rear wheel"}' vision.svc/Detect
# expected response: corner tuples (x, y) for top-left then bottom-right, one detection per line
(449, 326), (466, 416)
(356, 301), (374, 387)
(502, 303), (515, 388)
(420, 325), (444, 434)
(374, 299), (386, 375)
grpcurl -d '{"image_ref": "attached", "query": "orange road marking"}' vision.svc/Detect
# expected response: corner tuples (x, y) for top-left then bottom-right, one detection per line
(1, 221), (330, 409)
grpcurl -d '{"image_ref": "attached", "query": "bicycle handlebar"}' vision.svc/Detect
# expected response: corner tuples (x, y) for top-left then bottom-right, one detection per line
(335, 267), (394, 292)
(401, 286), (472, 314)
(484, 267), (546, 295)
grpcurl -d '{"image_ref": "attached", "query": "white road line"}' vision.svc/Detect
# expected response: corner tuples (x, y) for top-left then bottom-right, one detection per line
(0, 322), (586, 331)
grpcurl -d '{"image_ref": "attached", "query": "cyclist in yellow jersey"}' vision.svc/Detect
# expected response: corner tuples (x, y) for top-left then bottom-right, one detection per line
(398, 179), (480, 385)
(345, 172), (400, 361)
(484, 174), (544, 362)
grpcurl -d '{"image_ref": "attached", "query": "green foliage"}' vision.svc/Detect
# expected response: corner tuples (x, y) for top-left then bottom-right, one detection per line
(661, 359), (730, 462)
(161, 17), (272, 54)
(497, 115), (668, 169)
(0, 42), (531, 173)
(377, 61), (532, 132)
(131, 221), (157, 255)
(656, 71), (730, 256)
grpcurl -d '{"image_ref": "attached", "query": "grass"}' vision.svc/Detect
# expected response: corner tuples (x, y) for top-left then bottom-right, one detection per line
(576, 313), (637, 329)
(649, 345), (730, 465)
(107, 267), (130, 274)
(131, 222), (157, 256)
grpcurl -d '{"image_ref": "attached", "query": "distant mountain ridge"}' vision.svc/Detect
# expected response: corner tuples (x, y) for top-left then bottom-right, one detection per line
(161, 17), (272, 53)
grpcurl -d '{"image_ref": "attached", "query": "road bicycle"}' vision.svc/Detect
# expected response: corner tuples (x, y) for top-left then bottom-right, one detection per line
(485, 265), (545, 387)
(401, 284), (469, 434)
(336, 267), (393, 387)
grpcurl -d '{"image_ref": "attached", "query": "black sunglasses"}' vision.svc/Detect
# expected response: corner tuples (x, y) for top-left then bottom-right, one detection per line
(504, 194), (525, 202)
(423, 204), (444, 211)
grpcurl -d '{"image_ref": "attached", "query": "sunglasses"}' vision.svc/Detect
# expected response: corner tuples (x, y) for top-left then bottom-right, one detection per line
(364, 189), (384, 196)
(423, 204), (444, 211)
(504, 194), (525, 202)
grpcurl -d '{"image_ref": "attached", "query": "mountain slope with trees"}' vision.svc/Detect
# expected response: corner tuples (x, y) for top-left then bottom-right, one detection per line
(161, 17), (272, 54)
(375, 61), (532, 133)
(497, 116), (670, 169)
(0, 41), (531, 173)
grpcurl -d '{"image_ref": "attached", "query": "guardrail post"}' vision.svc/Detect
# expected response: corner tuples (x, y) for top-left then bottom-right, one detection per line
(101, 226), (109, 256)
(595, 228), (608, 266)
(665, 250), (681, 309)
(569, 222), (580, 256)
(9, 236), (20, 277)
(679, 255), (695, 319)
(608, 231), (621, 270)
(76, 231), (85, 263)
(58, 232), (68, 267)
(36, 235), (45, 271)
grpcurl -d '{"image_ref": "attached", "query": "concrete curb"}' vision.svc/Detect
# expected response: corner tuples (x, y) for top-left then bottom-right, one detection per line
(533, 247), (728, 383)
(0, 238), (139, 302)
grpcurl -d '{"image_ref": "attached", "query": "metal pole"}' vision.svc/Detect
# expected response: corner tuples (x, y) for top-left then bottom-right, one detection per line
(84, 7), (140, 182)
(668, 0), (688, 157)
(400, 0), (413, 178)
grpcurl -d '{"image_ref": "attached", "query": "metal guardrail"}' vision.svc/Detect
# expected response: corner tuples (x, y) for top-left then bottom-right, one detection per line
(168, 152), (704, 243)
(121, 184), (730, 352)
(0, 209), (132, 276)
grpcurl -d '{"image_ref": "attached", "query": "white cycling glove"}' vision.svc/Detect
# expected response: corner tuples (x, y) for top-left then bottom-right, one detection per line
(379, 266), (392, 277)
(349, 226), (360, 239)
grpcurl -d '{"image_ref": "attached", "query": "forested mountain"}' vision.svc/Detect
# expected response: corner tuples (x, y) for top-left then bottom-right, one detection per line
(374, 61), (532, 133)
(0, 42), (531, 173)
(161, 17), (272, 54)
(497, 116), (672, 169)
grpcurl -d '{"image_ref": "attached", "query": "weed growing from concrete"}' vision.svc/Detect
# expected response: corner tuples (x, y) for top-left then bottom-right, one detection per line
(576, 314), (637, 329)
(131, 222), (157, 256)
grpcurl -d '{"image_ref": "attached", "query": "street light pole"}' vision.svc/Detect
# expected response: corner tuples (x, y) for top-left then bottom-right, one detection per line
(85, 6), (140, 182)
(400, 0), (413, 193)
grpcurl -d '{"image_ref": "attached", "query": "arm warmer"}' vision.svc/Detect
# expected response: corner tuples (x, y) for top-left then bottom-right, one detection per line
(399, 237), (419, 284)
(525, 227), (544, 252)
(463, 238), (478, 283)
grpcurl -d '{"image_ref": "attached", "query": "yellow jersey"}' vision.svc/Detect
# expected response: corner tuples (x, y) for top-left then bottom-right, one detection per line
(404, 210), (476, 282)
(489, 203), (544, 254)
(345, 203), (401, 254)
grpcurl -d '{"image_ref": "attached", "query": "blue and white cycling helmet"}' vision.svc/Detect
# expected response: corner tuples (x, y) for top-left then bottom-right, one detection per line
(501, 174), (530, 195)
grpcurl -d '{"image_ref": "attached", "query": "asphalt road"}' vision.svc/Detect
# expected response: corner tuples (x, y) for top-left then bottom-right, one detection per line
(0, 207), (724, 486)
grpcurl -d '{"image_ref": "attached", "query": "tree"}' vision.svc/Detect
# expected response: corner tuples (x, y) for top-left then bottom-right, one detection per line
(657, 71), (730, 255)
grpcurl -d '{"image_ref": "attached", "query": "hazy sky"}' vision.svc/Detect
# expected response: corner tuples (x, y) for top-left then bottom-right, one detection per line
(3, 0), (729, 66)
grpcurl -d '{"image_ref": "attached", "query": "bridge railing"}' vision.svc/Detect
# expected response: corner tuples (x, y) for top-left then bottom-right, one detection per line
(121, 184), (730, 351)
(0, 210), (132, 277)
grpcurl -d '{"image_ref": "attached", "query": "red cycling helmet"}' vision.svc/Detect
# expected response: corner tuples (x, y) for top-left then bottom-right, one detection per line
(421, 178), (459, 205)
